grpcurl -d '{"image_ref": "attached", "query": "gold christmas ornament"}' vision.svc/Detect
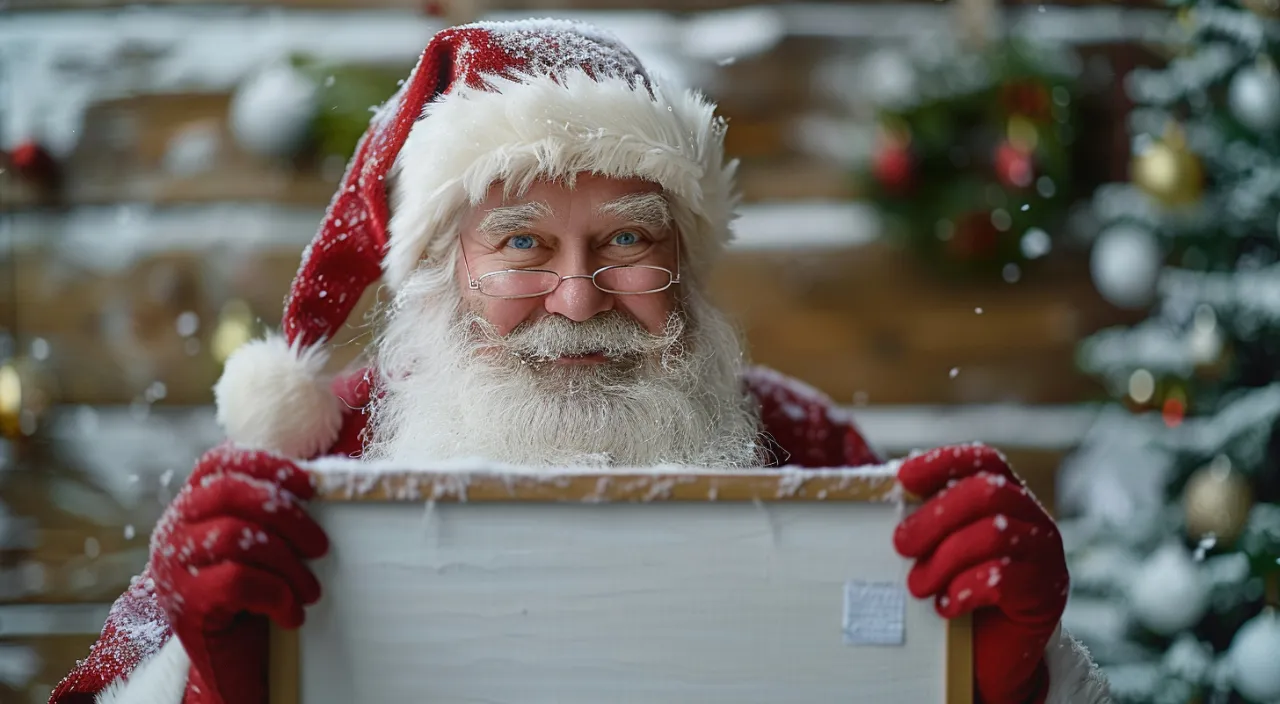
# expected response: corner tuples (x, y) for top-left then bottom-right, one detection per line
(212, 299), (256, 365)
(0, 355), (54, 439)
(1007, 115), (1039, 152)
(0, 361), (21, 437)
(1184, 455), (1254, 544)
(1131, 127), (1203, 206)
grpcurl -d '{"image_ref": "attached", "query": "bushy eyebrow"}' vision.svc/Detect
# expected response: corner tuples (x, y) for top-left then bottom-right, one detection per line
(476, 202), (553, 242)
(596, 192), (672, 230)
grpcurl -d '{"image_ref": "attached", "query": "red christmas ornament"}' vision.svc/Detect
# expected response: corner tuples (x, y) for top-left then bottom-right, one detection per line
(10, 140), (55, 174)
(994, 141), (1035, 189)
(1162, 397), (1187, 428)
(873, 140), (914, 194)
(4, 139), (62, 207)
(5, 139), (62, 203)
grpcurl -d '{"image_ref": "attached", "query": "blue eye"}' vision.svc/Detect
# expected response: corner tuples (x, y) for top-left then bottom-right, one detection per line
(612, 231), (640, 246)
(508, 235), (537, 250)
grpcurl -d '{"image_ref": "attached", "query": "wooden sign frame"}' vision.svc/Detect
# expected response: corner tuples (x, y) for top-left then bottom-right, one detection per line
(270, 467), (972, 704)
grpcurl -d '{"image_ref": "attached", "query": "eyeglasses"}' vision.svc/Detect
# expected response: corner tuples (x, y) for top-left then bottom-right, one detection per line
(461, 239), (682, 300)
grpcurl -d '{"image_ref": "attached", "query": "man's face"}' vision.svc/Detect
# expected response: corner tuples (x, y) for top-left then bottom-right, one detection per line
(455, 174), (679, 345)
(364, 173), (764, 469)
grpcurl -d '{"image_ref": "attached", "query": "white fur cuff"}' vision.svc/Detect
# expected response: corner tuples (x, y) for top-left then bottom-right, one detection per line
(1044, 623), (1113, 703)
(94, 636), (190, 704)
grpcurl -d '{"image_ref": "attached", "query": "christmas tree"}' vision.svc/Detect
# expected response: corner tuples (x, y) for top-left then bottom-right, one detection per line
(1059, 2), (1280, 703)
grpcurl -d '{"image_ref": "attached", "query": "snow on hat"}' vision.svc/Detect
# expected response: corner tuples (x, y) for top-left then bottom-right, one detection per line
(213, 18), (740, 459)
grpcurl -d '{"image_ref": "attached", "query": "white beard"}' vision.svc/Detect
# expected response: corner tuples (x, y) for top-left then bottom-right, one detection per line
(361, 267), (766, 469)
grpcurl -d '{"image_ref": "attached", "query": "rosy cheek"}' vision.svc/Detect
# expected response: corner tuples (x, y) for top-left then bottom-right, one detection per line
(617, 292), (675, 334)
(457, 265), (542, 335)
(480, 298), (543, 335)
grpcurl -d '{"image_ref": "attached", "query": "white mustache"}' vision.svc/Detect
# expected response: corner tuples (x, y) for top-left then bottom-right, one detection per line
(465, 310), (685, 363)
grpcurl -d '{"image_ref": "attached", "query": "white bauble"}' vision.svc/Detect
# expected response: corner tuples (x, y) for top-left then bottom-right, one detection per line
(1229, 64), (1280, 133)
(1186, 304), (1224, 365)
(1090, 225), (1162, 309)
(1163, 633), (1213, 684)
(860, 49), (917, 107)
(229, 60), (319, 158)
(1229, 610), (1280, 702)
(1126, 542), (1210, 635)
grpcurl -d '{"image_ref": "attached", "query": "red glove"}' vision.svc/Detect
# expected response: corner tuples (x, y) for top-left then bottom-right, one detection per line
(149, 444), (328, 704)
(893, 444), (1068, 704)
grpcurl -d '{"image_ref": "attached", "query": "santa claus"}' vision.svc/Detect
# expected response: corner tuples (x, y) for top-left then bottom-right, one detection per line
(50, 19), (1110, 704)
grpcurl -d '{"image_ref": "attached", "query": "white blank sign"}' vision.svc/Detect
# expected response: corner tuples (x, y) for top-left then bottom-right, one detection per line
(271, 467), (970, 704)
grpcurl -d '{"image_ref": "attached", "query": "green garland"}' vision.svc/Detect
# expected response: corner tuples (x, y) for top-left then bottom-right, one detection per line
(857, 39), (1081, 278)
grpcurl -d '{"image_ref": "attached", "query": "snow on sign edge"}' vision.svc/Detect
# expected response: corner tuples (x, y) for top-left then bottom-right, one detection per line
(300, 456), (907, 504)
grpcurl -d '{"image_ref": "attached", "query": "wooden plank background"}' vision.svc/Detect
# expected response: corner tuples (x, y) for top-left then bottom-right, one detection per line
(0, 85), (855, 212)
(3, 635), (103, 704)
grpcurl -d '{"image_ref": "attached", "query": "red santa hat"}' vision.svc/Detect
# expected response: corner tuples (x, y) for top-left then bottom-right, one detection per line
(213, 19), (739, 459)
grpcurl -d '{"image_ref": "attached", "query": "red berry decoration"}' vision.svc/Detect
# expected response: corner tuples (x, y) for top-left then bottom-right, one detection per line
(873, 140), (914, 194)
(6, 139), (62, 203)
(994, 140), (1035, 189)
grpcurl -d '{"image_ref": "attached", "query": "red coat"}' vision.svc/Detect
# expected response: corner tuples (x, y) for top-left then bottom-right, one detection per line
(50, 365), (881, 703)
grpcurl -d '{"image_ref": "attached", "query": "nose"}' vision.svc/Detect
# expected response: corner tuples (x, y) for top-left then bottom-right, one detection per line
(543, 272), (614, 322)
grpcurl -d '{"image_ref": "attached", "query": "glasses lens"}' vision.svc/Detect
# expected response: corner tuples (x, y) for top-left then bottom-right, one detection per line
(478, 270), (560, 298)
(595, 266), (673, 294)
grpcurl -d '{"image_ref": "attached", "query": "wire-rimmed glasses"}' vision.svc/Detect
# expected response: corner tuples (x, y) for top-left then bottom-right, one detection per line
(461, 240), (682, 300)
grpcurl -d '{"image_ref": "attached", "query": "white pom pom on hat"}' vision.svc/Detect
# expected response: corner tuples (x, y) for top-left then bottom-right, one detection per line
(214, 335), (345, 459)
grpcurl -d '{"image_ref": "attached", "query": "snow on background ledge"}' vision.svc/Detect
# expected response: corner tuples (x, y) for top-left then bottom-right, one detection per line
(1, 9), (446, 155)
(4, 4), (1173, 156)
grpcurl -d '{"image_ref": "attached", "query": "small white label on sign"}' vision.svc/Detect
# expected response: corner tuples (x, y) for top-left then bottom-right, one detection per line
(842, 580), (905, 646)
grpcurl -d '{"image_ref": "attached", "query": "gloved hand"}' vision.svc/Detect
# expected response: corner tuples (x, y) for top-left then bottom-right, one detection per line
(893, 444), (1068, 704)
(149, 444), (329, 704)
